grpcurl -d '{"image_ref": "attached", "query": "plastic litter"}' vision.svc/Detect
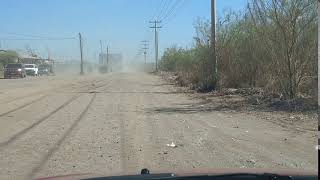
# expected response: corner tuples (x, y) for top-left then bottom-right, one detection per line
(166, 142), (177, 148)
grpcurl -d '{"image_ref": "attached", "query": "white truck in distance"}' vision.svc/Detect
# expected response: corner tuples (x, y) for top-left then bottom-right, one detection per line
(24, 64), (38, 76)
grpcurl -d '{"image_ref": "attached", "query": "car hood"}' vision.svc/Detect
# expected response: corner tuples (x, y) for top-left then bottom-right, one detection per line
(35, 168), (317, 180)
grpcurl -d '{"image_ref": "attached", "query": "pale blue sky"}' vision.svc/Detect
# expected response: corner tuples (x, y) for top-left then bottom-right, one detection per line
(0, 0), (248, 63)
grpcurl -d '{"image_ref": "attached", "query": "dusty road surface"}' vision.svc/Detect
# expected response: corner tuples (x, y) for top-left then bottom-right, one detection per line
(0, 72), (317, 180)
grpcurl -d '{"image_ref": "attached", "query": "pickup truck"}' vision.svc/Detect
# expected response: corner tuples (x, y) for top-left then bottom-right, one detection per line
(24, 64), (38, 76)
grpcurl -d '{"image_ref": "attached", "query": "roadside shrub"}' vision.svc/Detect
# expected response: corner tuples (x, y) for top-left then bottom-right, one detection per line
(159, 0), (317, 102)
(0, 50), (19, 68)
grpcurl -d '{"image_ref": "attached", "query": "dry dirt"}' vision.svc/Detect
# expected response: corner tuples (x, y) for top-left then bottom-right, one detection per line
(0, 72), (317, 180)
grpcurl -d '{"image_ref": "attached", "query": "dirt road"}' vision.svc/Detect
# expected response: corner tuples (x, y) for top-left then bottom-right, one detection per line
(0, 72), (317, 180)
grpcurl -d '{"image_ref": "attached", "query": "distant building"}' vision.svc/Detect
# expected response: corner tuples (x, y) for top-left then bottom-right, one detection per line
(16, 50), (54, 65)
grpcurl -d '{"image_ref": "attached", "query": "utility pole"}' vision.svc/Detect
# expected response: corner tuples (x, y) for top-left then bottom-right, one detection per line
(107, 45), (110, 72)
(79, 33), (84, 75)
(318, 0), (320, 106)
(141, 40), (149, 64)
(211, 0), (217, 87)
(100, 40), (103, 54)
(149, 20), (162, 71)
(46, 46), (50, 60)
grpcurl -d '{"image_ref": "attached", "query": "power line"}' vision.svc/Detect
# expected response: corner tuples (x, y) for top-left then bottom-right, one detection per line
(0, 32), (76, 39)
(152, 0), (165, 20)
(0, 38), (76, 40)
(160, 0), (182, 22)
(156, 0), (173, 20)
(162, 0), (188, 26)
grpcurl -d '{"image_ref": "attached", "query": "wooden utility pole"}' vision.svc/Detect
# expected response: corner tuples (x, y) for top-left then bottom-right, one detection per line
(149, 21), (162, 71)
(141, 40), (149, 64)
(100, 40), (103, 54)
(79, 33), (84, 75)
(318, 1), (320, 107)
(107, 46), (110, 72)
(211, 0), (217, 87)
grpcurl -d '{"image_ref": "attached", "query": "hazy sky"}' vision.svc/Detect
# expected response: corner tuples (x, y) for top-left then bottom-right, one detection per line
(0, 0), (248, 63)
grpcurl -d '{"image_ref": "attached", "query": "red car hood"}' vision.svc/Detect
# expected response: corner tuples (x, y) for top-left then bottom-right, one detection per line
(36, 168), (317, 180)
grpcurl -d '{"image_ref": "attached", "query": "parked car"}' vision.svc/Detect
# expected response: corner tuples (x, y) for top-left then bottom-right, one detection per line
(38, 64), (51, 76)
(4, 63), (26, 78)
(24, 64), (38, 76)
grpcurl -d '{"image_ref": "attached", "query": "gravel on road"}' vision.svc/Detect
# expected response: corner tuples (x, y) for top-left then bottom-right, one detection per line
(0, 72), (317, 180)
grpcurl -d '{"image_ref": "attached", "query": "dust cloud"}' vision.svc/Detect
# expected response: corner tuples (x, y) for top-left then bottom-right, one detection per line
(53, 62), (156, 76)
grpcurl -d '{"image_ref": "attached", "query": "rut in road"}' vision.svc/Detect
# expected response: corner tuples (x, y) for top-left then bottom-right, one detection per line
(0, 95), (80, 147)
(0, 80), (113, 147)
(26, 93), (97, 180)
(0, 79), (104, 105)
(0, 95), (48, 117)
(0, 91), (46, 105)
(0, 81), (110, 117)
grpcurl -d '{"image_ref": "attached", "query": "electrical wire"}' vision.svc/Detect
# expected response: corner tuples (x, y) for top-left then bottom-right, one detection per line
(156, 0), (173, 21)
(151, 0), (165, 20)
(0, 38), (76, 40)
(160, 0), (183, 22)
(0, 32), (76, 40)
(162, 0), (188, 26)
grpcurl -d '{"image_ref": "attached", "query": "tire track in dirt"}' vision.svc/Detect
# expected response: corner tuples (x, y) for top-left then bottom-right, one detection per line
(140, 94), (164, 169)
(0, 79), (103, 105)
(26, 93), (97, 180)
(119, 113), (127, 172)
(119, 96), (134, 172)
(0, 95), (80, 147)
(119, 91), (144, 172)
(0, 95), (48, 117)
(0, 78), (108, 118)
(0, 91), (43, 105)
(25, 80), (113, 179)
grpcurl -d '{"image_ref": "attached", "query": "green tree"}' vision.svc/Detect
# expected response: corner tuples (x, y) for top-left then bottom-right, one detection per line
(0, 50), (19, 68)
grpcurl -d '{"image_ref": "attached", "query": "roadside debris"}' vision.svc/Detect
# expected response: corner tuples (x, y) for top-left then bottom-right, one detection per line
(166, 142), (177, 148)
(159, 151), (169, 155)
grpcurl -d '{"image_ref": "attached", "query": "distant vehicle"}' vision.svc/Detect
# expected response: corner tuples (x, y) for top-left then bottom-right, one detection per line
(4, 63), (26, 79)
(24, 64), (38, 76)
(38, 64), (51, 76)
